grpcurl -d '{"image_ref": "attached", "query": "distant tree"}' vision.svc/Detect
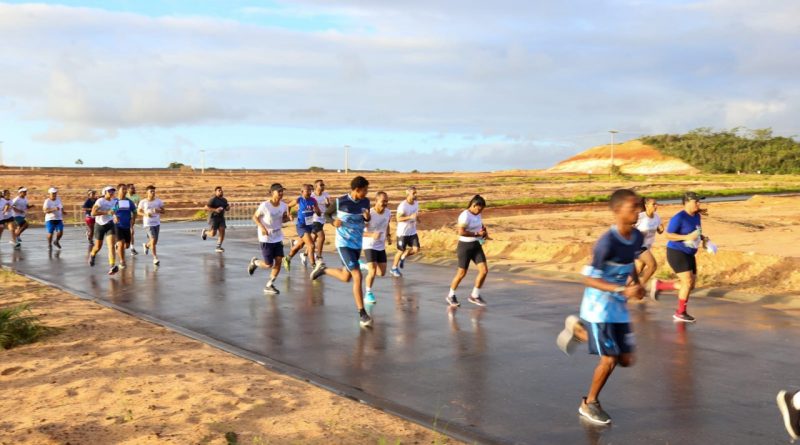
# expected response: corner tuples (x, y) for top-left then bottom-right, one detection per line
(75, 159), (83, 165)
(411, 169), (420, 173)
(309, 166), (325, 172)
(168, 162), (185, 169)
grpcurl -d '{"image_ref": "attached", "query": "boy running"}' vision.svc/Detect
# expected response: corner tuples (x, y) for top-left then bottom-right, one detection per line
(127, 184), (140, 254)
(556, 189), (645, 425)
(447, 195), (490, 307)
(82, 190), (97, 247)
(0, 190), (19, 249)
(113, 184), (137, 270)
(390, 186), (421, 277)
(89, 186), (120, 275)
(138, 185), (165, 266)
(201, 186), (230, 253)
(312, 176), (373, 327)
(634, 197), (664, 292)
(284, 184), (323, 274)
(42, 187), (65, 250)
(310, 179), (331, 263)
(247, 183), (291, 295)
(362, 191), (392, 305)
(11, 187), (32, 242)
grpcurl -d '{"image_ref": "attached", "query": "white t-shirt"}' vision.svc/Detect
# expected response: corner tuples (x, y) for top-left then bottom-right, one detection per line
(396, 200), (419, 237)
(636, 211), (662, 248)
(94, 197), (117, 225)
(311, 192), (330, 224)
(43, 198), (63, 221)
(0, 198), (11, 220)
(11, 197), (28, 217)
(457, 210), (484, 242)
(362, 208), (391, 251)
(256, 200), (288, 243)
(138, 198), (164, 227)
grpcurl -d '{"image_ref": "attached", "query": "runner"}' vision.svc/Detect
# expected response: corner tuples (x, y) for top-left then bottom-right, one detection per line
(310, 179), (331, 263)
(127, 184), (140, 255)
(201, 186), (230, 253)
(113, 183), (136, 270)
(284, 184), (323, 275)
(362, 191), (392, 305)
(556, 189), (645, 425)
(11, 187), (32, 243)
(650, 192), (709, 322)
(247, 183), (290, 294)
(446, 195), (490, 308)
(390, 186), (421, 277)
(311, 176), (373, 327)
(89, 186), (120, 275)
(0, 189), (19, 249)
(82, 190), (97, 247)
(42, 187), (65, 250)
(634, 197), (663, 293)
(777, 389), (800, 440)
(138, 185), (165, 267)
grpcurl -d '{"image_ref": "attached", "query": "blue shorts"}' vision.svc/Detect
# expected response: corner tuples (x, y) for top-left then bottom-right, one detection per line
(13, 216), (26, 226)
(45, 220), (64, 234)
(296, 224), (313, 237)
(585, 321), (635, 356)
(145, 225), (160, 242)
(260, 242), (285, 266)
(337, 247), (361, 272)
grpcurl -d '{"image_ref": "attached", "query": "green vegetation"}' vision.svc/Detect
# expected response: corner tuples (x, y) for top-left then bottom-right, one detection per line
(641, 128), (800, 174)
(192, 209), (208, 220)
(0, 303), (58, 349)
(168, 161), (186, 169)
(308, 166), (326, 172)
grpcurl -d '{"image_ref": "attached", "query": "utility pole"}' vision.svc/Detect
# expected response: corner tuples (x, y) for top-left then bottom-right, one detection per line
(0, 141), (4, 167)
(200, 149), (206, 174)
(344, 145), (350, 175)
(608, 130), (619, 178)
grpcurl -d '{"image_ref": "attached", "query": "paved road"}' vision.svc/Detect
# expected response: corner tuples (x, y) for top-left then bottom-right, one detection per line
(2, 226), (797, 444)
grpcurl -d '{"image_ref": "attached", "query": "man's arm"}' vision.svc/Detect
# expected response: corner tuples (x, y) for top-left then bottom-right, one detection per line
(252, 208), (269, 235)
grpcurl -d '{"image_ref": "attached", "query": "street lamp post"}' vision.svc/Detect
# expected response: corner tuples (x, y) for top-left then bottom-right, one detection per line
(200, 149), (206, 174)
(0, 141), (4, 167)
(344, 145), (350, 175)
(608, 130), (619, 177)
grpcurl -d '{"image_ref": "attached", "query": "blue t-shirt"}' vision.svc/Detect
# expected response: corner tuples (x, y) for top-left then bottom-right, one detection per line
(334, 194), (370, 249)
(113, 198), (136, 229)
(83, 198), (96, 217)
(666, 210), (702, 255)
(579, 226), (644, 324)
(295, 196), (318, 227)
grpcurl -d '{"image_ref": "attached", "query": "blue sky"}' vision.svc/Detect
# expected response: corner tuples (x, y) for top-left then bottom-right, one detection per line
(1, 0), (798, 171)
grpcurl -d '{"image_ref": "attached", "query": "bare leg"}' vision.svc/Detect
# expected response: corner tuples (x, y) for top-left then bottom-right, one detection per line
(217, 227), (225, 245)
(301, 233), (316, 266)
(315, 230), (325, 259)
(288, 237), (306, 258)
(450, 267), (468, 291)
(586, 355), (618, 403)
(474, 262), (488, 289)
(106, 235), (117, 265)
(366, 262), (378, 289)
(636, 250), (657, 285)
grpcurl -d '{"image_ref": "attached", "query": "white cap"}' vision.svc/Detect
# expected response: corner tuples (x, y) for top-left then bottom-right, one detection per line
(101, 186), (116, 194)
(18, 187), (27, 193)
(48, 187), (58, 194)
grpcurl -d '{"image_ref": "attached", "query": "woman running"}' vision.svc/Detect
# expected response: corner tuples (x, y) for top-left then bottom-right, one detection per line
(446, 195), (489, 307)
(635, 197), (663, 293)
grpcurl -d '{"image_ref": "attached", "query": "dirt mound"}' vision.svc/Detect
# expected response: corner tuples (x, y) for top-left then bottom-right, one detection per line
(549, 140), (699, 175)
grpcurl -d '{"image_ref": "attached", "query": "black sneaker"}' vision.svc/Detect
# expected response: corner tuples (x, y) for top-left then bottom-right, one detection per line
(579, 398), (611, 425)
(248, 257), (258, 276)
(215, 245), (224, 253)
(131, 248), (138, 256)
(446, 294), (460, 307)
(673, 312), (696, 323)
(54, 240), (61, 249)
(89, 255), (96, 267)
(108, 265), (119, 275)
(468, 295), (487, 307)
(777, 390), (800, 440)
(263, 284), (280, 295)
(201, 229), (207, 241)
(310, 262), (326, 280)
(359, 311), (373, 328)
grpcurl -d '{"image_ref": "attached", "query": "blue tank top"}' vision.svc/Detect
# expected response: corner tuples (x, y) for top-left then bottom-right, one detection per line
(296, 196), (317, 226)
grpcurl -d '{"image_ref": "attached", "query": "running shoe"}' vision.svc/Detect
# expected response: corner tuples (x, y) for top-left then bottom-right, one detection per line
(300, 252), (308, 267)
(108, 265), (119, 275)
(389, 268), (402, 277)
(310, 262), (326, 280)
(54, 240), (61, 249)
(673, 312), (696, 323)
(119, 263), (126, 270)
(777, 390), (800, 440)
(201, 229), (207, 241)
(399, 257), (405, 269)
(365, 290), (376, 305)
(14, 241), (21, 250)
(468, 295), (487, 307)
(446, 294), (460, 307)
(153, 258), (160, 266)
(283, 256), (291, 272)
(215, 245), (225, 253)
(263, 284), (280, 295)
(579, 398), (611, 425)
(131, 248), (138, 256)
(359, 311), (373, 328)
(143, 242), (150, 255)
(557, 315), (584, 355)
(88, 255), (96, 267)
(248, 257), (258, 276)
(649, 280), (660, 301)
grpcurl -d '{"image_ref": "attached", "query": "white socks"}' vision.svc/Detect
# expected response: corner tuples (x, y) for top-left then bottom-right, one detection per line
(366, 287), (372, 292)
(472, 287), (480, 298)
(448, 288), (456, 297)
(794, 391), (800, 410)
(267, 277), (276, 287)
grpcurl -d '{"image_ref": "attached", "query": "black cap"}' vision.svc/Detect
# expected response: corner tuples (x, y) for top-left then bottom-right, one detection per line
(683, 191), (705, 202)
(270, 183), (286, 192)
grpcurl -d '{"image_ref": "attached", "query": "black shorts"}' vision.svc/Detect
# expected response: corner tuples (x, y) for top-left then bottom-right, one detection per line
(397, 234), (420, 251)
(94, 222), (116, 240)
(208, 216), (226, 231)
(260, 242), (285, 266)
(363, 249), (387, 264)
(585, 321), (635, 356)
(667, 247), (697, 274)
(456, 241), (486, 269)
(0, 217), (13, 225)
(311, 222), (324, 234)
(116, 227), (132, 243)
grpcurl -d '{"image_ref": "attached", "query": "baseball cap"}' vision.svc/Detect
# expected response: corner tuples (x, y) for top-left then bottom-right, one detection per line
(683, 191), (705, 202)
(102, 186), (117, 194)
(270, 183), (286, 192)
(48, 187), (58, 194)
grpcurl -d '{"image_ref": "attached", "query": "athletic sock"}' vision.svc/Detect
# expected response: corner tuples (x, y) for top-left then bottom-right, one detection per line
(677, 298), (687, 314)
(656, 280), (676, 291)
(366, 287), (372, 292)
(267, 277), (276, 287)
(449, 288), (456, 297)
(471, 287), (480, 298)
(793, 391), (800, 410)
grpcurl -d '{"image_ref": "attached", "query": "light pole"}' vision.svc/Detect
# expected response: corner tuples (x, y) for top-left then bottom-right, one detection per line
(344, 145), (350, 175)
(608, 130), (619, 177)
(0, 141), (3, 167)
(200, 149), (206, 174)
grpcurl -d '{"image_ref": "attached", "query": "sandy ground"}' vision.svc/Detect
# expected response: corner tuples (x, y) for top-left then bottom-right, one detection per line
(0, 270), (460, 445)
